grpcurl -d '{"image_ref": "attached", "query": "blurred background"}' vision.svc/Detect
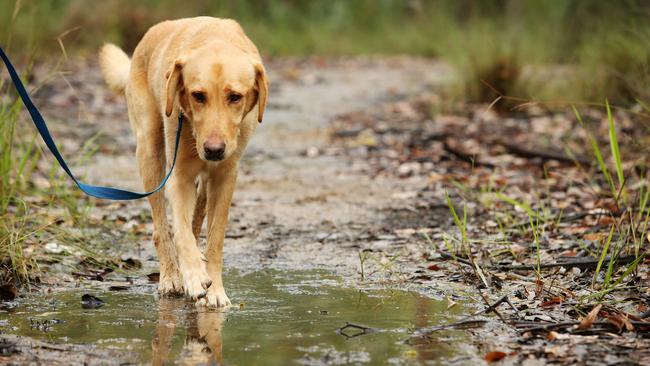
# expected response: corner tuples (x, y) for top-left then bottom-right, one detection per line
(2, 0), (650, 107)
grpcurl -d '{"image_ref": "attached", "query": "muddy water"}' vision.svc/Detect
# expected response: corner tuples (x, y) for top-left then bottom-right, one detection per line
(1, 270), (466, 365)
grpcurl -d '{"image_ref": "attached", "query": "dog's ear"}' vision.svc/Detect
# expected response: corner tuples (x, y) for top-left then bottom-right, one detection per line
(253, 63), (268, 123)
(165, 59), (185, 117)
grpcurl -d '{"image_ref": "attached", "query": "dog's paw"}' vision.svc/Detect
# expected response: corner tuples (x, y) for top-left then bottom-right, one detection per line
(180, 264), (213, 300)
(158, 270), (184, 296)
(196, 286), (231, 308)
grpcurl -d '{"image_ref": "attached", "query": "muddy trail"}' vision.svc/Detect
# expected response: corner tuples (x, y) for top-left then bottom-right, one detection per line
(1, 58), (490, 365)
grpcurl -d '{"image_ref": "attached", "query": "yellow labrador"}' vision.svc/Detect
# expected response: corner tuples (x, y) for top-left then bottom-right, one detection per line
(99, 17), (268, 307)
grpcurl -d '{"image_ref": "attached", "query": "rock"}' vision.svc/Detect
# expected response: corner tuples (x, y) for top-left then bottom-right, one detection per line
(0, 284), (18, 302)
(81, 294), (105, 309)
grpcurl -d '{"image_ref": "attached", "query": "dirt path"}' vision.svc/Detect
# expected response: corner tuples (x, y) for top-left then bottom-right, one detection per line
(36, 57), (455, 279)
(1, 57), (497, 364)
(6, 55), (650, 365)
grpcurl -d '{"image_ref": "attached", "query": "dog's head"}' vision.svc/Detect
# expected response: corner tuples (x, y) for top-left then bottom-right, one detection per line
(164, 43), (268, 162)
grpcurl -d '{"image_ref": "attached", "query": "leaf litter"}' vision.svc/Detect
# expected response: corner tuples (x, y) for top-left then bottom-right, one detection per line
(330, 92), (650, 364)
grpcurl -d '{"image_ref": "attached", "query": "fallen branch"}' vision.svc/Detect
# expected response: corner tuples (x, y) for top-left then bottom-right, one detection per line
(514, 320), (650, 334)
(496, 139), (591, 165)
(495, 255), (638, 271)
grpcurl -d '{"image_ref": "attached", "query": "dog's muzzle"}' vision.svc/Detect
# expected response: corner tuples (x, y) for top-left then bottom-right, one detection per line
(204, 141), (226, 161)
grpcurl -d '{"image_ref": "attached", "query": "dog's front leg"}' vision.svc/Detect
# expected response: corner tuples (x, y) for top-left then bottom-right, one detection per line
(167, 167), (213, 300)
(198, 161), (237, 308)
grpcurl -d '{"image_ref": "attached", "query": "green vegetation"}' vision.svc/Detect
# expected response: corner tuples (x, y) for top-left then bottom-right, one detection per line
(0, 87), (40, 283)
(0, 39), (94, 283)
(2, 1), (650, 106)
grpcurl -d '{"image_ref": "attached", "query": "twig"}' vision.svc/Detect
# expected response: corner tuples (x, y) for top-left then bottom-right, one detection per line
(439, 251), (475, 267)
(495, 255), (637, 271)
(443, 139), (495, 168)
(408, 319), (488, 340)
(514, 320), (650, 334)
(495, 139), (591, 165)
(472, 293), (508, 324)
(410, 293), (512, 342)
(337, 322), (376, 339)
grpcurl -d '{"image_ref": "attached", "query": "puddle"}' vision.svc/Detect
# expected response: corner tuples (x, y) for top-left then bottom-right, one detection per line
(0, 270), (467, 365)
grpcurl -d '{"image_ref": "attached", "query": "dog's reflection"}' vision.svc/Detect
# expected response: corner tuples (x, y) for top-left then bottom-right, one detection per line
(152, 298), (226, 365)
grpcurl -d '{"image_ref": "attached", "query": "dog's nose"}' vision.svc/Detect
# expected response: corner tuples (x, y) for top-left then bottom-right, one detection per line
(203, 141), (226, 161)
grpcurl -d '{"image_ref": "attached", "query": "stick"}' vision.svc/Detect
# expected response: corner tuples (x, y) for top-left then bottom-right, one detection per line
(443, 139), (495, 169)
(337, 322), (375, 339)
(496, 139), (591, 165)
(514, 320), (650, 334)
(471, 293), (509, 324)
(409, 319), (488, 339)
(439, 252), (475, 267)
(496, 255), (637, 271)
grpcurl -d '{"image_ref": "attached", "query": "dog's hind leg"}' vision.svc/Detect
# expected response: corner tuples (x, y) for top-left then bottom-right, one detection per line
(126, 82), (183, 296)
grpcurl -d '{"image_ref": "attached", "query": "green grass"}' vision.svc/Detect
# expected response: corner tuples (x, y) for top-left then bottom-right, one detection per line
(0, 82), (42, 282)
(0, 32), (93, 284)
(2, 1), (650, 107)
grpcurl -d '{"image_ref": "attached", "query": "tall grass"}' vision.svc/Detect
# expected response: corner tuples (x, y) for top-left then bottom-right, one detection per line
(0, 89), (42, 283)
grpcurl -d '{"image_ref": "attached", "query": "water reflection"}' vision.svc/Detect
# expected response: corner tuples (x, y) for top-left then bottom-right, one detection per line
(152, 298), (225, 365)
(0, 270), (468, 364)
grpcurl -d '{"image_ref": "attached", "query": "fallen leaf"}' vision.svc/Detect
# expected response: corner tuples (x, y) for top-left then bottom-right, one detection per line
(484, 351), (507, 363)
(605, 312), (634, 332)
(578, 304), (602, 329)
(583, 233), (603, 242)
(540, 297), (563, 308)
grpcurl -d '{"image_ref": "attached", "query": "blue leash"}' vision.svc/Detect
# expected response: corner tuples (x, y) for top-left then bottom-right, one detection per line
(0, 47), (182, 200)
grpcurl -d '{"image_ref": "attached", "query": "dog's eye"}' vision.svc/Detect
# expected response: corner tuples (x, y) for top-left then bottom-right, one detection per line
(228, 93), (242, 104)
(192, 92), (206, 103)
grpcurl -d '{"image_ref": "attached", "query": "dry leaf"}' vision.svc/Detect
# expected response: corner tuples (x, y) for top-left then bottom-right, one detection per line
(484, 351), (507, 363)
(605, 313), (634, 332)
(583, 233), (603, 241)
(578, 304), (602, 329)
(546, 331), (559, 341)
(540, 297), (563, 308)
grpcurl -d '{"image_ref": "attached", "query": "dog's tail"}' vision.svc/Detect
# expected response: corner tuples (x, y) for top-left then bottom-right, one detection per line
(99, 43), (130, 95)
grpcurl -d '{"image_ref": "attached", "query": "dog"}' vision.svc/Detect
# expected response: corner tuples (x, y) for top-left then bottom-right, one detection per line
(99, 17), (268, 307)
